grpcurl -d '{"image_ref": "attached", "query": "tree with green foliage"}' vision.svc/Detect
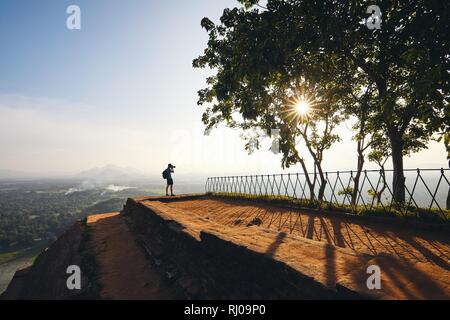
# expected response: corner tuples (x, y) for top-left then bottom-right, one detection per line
(194, 10), (345, 200)
(331, 61), (379, 206)
(194, 0), (449, 204)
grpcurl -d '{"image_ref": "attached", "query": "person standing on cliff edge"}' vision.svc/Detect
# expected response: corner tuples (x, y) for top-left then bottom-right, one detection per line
(162, 163), (176, 196)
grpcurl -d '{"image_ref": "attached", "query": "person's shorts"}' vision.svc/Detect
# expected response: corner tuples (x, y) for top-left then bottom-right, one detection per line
(167, 178), (173, 186)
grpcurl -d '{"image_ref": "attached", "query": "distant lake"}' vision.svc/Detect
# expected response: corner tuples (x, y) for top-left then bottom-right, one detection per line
(0, 257), (32, 294)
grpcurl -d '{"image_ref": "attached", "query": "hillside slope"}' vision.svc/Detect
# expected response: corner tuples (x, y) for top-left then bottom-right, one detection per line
(1, 221), (89, 299)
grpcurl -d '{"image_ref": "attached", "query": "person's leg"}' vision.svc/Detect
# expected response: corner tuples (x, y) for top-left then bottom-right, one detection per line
(165, 184), (169, 196)
(169, 179), (175, 196)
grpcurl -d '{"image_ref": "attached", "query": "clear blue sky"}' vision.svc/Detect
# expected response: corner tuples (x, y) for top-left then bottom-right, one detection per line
(0, 0), (446, 177)
(0, 0), (232, 109)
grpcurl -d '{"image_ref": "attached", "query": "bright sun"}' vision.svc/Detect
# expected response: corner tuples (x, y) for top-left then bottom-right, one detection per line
(295, 100), (310, 115)
(283, 93), (316, 122)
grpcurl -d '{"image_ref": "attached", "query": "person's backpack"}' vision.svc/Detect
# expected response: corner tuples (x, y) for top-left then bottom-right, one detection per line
(162, 169), (168, 179)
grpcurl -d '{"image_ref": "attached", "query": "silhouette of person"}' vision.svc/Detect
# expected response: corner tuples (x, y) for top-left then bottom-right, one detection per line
(164, 164), (175, 196)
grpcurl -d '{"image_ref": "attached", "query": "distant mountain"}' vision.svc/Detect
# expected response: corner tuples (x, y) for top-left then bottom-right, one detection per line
(75, 164), (145, 181)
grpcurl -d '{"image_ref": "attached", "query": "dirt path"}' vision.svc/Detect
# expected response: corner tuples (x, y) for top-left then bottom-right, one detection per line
(87, 212), (178, 299)
(165, 199), (450, 269)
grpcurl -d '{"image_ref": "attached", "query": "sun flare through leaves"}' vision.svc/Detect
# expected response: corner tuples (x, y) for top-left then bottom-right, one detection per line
(284, 94), (317, 123)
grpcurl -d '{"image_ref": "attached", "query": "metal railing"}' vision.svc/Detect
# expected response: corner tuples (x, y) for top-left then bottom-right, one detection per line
(205, 168), (450, 219)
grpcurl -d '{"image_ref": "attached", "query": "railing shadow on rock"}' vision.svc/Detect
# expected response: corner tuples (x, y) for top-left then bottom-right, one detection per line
(205, 168), (449, 220)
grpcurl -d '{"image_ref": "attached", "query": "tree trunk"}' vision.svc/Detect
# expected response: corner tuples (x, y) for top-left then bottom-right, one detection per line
(316, 164), (327, 201)
(389, 132), (406, 204)
(377, 166), (387, 205)
(298, 159), (315, 200)
(352, 145), (365, 207)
